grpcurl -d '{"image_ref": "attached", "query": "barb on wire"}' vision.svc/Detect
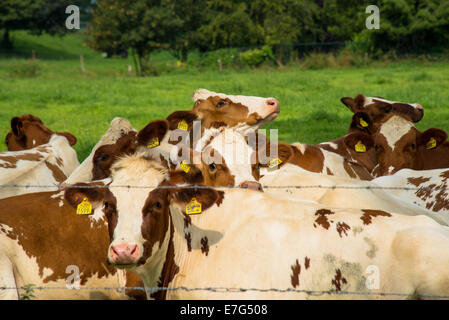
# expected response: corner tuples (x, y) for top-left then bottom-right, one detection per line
(1, 285), (449, 299)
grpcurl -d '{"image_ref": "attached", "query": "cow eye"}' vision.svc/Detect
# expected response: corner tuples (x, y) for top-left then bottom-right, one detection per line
(410, 143), (416, 151)
(104, 202), (109, 209)
(98, 154), (109, 162)
(209, 163), (217, 171)
(375, 145), (380, 152)
(216, 100), (227, 108)
(154, 201), (162, 209)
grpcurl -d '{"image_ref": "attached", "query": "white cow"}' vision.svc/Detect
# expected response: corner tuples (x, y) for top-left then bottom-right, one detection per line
(66, 154), (449, 299)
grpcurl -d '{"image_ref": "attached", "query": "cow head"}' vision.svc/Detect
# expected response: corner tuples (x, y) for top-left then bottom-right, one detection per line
(362, 116), (447, 176)
(341, 94), (424, 124)
(192, 89), (280, 133)
(92, 132), (138, 180)
(64, 154), (221, 272)
(6, 114), (77, 151)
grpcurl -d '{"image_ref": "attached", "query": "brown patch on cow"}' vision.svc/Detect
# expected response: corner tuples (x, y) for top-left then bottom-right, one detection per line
(151, 219), (179, 300)
(184, 215), (191, 229)
(416, 184), (436, 202)
(331, 269), (347, 292)
(408, 176), (431, 187)
(313, 209), (335, 230)
(304, 257), (310, 270)
(185, 232), (192, 252)
(45, 161), (68, 182)
(290, 259), (301, 288)
(343, 161), (357, 178)
(360, 209), (392, 225)
(0, 191), (116, 285)
(336, 222), (351, 237)
(289, 144), (325, 173)
(201, 236), (209, 256)
(326, 167), (334, 175)
(124, 271), (147, 300)
(0, 153), (44, 169)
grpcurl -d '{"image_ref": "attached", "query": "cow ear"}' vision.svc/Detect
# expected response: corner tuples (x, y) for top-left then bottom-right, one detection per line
(344, 132), (374, 153)
(64, 183), (106, 210)
(259, 142), (292, 168)
(166, 110), (198, 131)
(341, 97), (355, 112)
(11, 117), (24, 137)
(57, 132), (77, 146)
(137, 120), (168, 147)
(172, 187), (220, 213)
(169, 166), (205, 185)
(350, 112), (373, 132)
(418, 128), (448, 149)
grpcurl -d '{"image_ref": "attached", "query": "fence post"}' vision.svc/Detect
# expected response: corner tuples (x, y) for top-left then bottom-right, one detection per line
(31, 50), (36, 60)
(218, 59), (223, 72)
(80, 55), (86, 74)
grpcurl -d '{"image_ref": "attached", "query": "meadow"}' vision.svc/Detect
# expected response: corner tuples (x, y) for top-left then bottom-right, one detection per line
(0, 31), (448, 161)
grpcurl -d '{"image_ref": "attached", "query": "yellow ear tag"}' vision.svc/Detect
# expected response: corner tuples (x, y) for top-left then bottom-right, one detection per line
(177, 120), (188, 131)
(186, 198), (201, 215)
(359, 118), (369, 127)
(268, 158), (282, 168)
(146, 137), (159, 148)
(180, 161), (190, 173)
(427, 137), (437, 149)
(355, 140), (366, 153)
(76, 198), (92, 215)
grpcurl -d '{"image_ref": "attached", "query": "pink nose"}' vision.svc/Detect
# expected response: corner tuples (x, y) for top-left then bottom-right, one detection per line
(109, 243), (139, 265)
(417, 104), (423, 110)
(266, 98), (280, 114)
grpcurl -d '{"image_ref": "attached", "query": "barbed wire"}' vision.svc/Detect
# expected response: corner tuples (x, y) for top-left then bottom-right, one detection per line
(0, 183), (443, 191)
(1, 285), (449, 299)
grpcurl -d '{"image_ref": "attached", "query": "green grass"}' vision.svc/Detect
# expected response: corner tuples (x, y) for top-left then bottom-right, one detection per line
(1, 31), (449, 162)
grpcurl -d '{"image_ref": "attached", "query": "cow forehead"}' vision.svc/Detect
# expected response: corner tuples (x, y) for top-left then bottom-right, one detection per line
(207, 129), (254, 165)
(378, 116), (415, 150)
(365, 97), (420, 109)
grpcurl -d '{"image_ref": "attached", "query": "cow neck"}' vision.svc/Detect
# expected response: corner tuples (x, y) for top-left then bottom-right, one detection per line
(137, 217), (175, 300)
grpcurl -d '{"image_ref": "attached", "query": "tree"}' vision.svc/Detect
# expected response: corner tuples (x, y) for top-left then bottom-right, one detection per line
(0, 0), (76, 48)
(87, 0), (183, 75)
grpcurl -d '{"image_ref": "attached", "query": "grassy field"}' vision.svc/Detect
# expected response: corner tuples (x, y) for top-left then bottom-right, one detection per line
(1, 31), (449, 162)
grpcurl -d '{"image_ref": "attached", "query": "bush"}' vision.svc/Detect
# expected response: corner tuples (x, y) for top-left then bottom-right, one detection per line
(8, 59), (41, 78)
(240, 45), (275, 67)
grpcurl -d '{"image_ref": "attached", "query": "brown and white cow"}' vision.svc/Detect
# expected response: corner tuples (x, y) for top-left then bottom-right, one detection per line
(66, 153), (449, 299)
(318, 94), (425, 172)
(345, 115), (449, 177)
(0, 134), (79, 199)
(253, 133), (373, 180)
(5, 114), (77, 151)
(0, 180), (145, 300)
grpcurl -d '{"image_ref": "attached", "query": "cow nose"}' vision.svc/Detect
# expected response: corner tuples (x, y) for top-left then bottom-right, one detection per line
(416, 104), (423, 110)
(109, 243), (139, 265)
(239, 180), (263, 192)
(266, 98), (280, 114)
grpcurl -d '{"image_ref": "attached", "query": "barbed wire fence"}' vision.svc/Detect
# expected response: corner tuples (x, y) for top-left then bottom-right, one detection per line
(0, 182), (447, 299)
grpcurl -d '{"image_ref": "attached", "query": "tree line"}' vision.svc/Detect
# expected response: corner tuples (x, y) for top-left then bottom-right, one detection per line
(1, 0), (448, 75)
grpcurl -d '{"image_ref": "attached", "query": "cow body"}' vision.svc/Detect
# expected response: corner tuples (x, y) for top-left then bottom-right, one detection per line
(67, 154), (449, 300)
(0, 135), (79, 199)
(0, 189), (134, 300)
(373, 168), (449, 216)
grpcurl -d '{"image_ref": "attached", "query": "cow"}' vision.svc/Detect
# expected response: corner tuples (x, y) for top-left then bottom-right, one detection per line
(5, 114), (77, 151)
(0, 181), (143, 300)
(253, 133), (373, 180)
(372, 168), (449, 216)
(63, 117), (137, 185)
(0, 134), (79, 199)
(344, 115), (449, 176)
(318, 94), (425, 173)
(65, 153), (449, 299)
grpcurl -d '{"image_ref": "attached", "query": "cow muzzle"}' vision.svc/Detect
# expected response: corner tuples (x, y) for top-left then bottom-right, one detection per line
(109, 243), (140, 266)
(265, 98), (280, 119)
